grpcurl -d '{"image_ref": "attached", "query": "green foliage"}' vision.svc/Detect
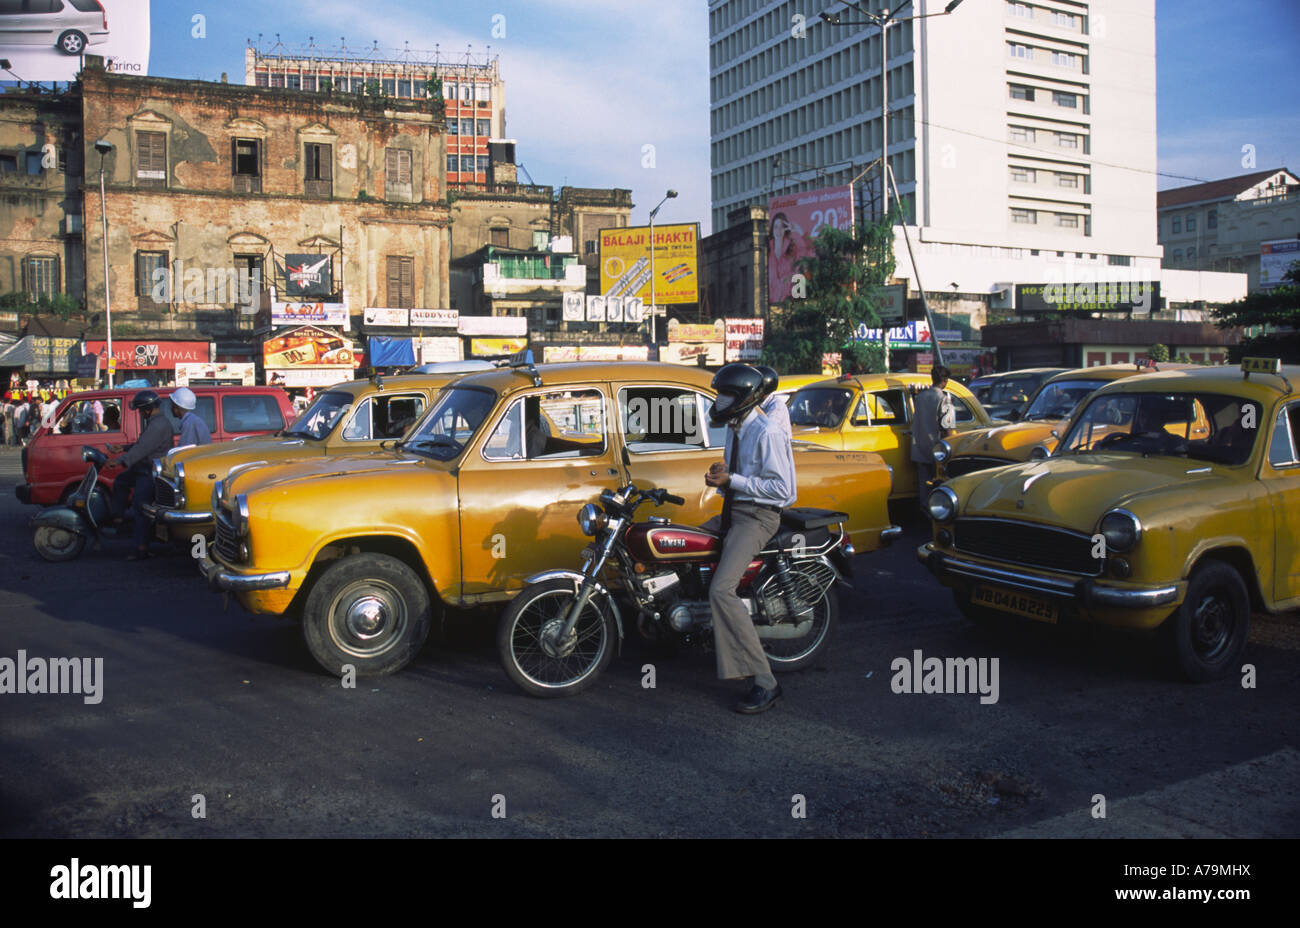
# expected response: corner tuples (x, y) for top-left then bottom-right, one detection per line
(762, 208), (899, 375)
(1209, 262), (1300, 362)
(424, 77), (446, 119)
(0, 291), (82, 320)
(1147, 342), (1170, 362)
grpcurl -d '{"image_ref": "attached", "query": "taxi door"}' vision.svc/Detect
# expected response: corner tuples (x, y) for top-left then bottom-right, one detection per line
(1263, 400), (1300, 604)
(842, 387), (913, 497)
(611, 382), (724, 526)
(454, 384), (622, 601)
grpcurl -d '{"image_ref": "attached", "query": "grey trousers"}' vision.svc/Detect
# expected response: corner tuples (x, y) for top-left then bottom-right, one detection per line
(702, 504), (782, 681)
(915, 460), (937, 513)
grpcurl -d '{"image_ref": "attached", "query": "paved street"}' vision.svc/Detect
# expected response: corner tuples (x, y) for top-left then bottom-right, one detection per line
(0, 446), (1296, 838)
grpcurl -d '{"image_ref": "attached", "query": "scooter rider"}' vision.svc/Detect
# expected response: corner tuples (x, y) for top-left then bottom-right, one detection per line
(106, 390), (173, 560)
(703, 362), (798, 714)
(170, 387), (211, 447)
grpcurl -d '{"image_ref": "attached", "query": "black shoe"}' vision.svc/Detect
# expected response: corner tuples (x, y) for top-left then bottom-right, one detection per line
(734, 683), (782, 714)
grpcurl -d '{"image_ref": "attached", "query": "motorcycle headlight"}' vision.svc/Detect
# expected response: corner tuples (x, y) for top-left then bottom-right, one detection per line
(1028, 443), (1051, 461)
(932, 440), (951, 464)
(577, 503), (607, 536)
(927, 486), (958, 523)
(1099, 509), (1141, 554)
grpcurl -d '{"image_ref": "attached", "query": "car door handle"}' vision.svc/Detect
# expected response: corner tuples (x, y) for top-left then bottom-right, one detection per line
(900, 430), (911, 436)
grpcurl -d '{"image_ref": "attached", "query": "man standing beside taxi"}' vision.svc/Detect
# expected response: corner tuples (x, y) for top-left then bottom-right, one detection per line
(912, 364), (956, 514)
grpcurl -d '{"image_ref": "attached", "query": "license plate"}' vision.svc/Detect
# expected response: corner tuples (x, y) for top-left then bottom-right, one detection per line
(972, 585), (1059, 623)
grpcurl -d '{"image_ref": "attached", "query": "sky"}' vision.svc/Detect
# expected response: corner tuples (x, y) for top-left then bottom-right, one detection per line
(133, 0), (1300, 234)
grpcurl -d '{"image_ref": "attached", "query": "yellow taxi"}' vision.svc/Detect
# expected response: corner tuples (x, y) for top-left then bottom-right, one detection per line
(919, 358), (1297, 681)
(198, 356), (900, 677)
(785, 373), (995, 498)
(145, 372), (462, 543)
(935, 362), (1191, 480)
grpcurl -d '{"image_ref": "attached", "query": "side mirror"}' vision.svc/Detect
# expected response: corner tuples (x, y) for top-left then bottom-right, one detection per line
(1006, 407), (1022, 422)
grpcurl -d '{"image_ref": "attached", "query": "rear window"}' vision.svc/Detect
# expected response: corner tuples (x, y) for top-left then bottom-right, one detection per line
(53, 397), (123, 434)
(221, 394), (285, 433)
(68, 0), (106, 11)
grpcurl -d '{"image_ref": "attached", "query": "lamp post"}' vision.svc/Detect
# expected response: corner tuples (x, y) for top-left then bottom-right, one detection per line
(94, 140), (114, 387)
(820, 0), (963, 371)
(648, 189), (677, 347)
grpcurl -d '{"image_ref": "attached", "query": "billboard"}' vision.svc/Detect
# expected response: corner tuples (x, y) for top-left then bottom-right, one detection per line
(0, 0), (150, 81)
(1015, 281), (1159, 314)
(284, 254), (333, 298)
(85, 339), (209, 370)
(1260, 239), (1300, 290)
(600, 223), (700, 305)
(263, 325), (358, 370)
(725, 318), (764, 362)
(767, 185), (854, 304)
(174, 362), (256, 386)
(271, 299), (348, 329)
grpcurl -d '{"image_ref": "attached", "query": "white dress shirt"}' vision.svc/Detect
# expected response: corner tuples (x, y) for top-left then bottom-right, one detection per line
(726, 407), (797, 507)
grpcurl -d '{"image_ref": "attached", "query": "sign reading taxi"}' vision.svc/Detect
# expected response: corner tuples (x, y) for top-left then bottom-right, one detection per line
(1242, 357), (1282, 375)
(600, 223), (700, 305)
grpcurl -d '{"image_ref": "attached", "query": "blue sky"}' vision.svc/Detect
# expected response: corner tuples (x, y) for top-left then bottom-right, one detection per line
(142, 0), (1299, 234)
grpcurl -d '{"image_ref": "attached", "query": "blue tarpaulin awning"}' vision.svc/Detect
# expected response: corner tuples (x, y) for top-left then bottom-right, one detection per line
(367, 337), (416, 367)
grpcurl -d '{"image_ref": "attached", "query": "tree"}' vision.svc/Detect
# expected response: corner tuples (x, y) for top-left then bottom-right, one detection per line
(1147, 342), (1170, 362)
(1209, 261), (1300, 362)
(763, 207), (899, 375)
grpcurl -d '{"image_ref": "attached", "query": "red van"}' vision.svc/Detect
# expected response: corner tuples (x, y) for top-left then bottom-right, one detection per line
(16, 385), (295, 506)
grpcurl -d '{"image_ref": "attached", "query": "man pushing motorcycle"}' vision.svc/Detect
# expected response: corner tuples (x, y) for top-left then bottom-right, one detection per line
(703, 363), (797, 714)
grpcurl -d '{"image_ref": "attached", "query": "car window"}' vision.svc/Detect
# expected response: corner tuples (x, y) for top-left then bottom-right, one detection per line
(343, 392), (427, 441)
(987, 377), (1035, 405)
(789, 387), (854, 427)
(870, 389), (907, 424)
(946, 391), (976, 423)
(1269, 404), (1300, 467)
(483, 389), (606, 461)
(195, 396), (217, 433)
(619, 386), (708, 453)
(286, 390), (351, 440)
(52, 398), (123, 434)
(221, 394), (285, 433)
(1062, 392), (1260, 465)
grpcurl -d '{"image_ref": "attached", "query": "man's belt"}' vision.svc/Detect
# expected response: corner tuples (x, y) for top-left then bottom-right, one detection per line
(736, 500), (782, 514)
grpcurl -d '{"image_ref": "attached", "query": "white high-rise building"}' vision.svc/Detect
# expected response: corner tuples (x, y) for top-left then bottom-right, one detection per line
(709, 0), (1188, 295)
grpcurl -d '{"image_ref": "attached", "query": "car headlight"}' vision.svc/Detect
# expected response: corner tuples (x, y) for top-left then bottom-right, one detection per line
(927, 486), (958, 523)
(932, 440), (951, 464)
(1099, 509), (1141, 554)
(234, 494), (250, 538)
(577, 503), (607, 536)
(1028, 443), (1051, 460)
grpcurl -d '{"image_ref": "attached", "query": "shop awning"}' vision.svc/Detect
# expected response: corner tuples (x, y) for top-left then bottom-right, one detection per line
(0, 336), (36, 368)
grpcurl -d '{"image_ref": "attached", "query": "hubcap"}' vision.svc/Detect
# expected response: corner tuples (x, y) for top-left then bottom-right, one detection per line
(538, 617), (576, 659)
(1191, 593), (1232, 659)
(345, 596), (390, 639)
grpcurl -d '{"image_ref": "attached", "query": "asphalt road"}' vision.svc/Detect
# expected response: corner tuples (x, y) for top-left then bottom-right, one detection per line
(1, 446), (1296, 838)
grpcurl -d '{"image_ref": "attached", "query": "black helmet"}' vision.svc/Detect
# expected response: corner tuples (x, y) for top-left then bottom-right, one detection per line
(130, 390), (161, 411)
(709, 363), (764, 427)
(756, 365), (779, 400)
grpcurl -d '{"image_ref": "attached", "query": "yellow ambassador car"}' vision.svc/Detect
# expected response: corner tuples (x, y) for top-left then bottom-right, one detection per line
(198, 357), (900, 677)
(786, 373), (995, 497)
(145, 372), (471, 543)
(935, 362), (1190, 480)
(919, 359), (1298, 682)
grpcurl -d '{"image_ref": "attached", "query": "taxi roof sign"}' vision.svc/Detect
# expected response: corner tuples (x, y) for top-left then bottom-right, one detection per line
(1242, 357), (1281, 375)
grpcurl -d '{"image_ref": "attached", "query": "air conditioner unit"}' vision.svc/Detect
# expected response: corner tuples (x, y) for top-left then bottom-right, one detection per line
(63, 214), (83, 235)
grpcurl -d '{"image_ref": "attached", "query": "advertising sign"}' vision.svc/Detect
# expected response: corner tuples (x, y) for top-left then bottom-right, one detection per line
(0, 0), (150, 81)
(562, 292), (585, 322)
(271, 299), (349, 329)
(410, 308), (459, 328)
(767, 185), (854, 303)
(266, 369), (352, 389)
(1260, 239), (1300, 290)
(853, 319), (932, 349)
(878, 284), (907, 325)
(667, 319), (725, 343)
(600, 223), (700, 305)
(470, 337), (528, 357)
(724, 318), (765, 362)
(85, 340), (210, 370)
(174, 362), (257, 386)
(624, 297), (644, 323)
(586, 294), (606, 322)
(457, 315), (527, 337)
(605, 296), (625, 323)
(363, 307), (409, 327)
(542, 345), (651, 363)
(284, 254), (333, 298)
(29, 336), (80, 373)
(415, 337), (463, 363)
(1015, 281), (1159, 314)
(263, 325), (358, 369)
(661, 342), (724, 366)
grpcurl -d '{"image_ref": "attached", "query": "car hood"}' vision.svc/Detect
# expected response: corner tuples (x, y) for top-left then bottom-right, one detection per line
(950, 454), (1231, 530)
(949, 420), (1060, 458)
(226, 449), (453, 499)
(169, 436), (321, 473)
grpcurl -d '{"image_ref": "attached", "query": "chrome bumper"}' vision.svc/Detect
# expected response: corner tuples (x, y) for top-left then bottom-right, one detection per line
(141, 502), (213, 525)
(880, 525), (904, 543)
(198, 555), (290, 592)
(917, 543), (1182, 609)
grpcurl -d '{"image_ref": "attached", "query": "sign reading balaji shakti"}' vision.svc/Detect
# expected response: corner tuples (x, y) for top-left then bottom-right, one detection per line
(600, 224), (700, 305)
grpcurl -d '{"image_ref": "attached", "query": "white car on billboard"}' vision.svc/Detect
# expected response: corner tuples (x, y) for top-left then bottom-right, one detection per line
(0, 0), (109, 56)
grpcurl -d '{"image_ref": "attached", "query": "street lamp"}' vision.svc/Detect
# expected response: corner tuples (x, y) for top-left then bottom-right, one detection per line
(94, 139), (113, 387)
(821, 0), (963, 369)
(648, 189), (677, 346)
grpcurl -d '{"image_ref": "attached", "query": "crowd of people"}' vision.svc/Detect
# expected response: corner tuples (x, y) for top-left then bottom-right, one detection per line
(2, 380), (73, 447)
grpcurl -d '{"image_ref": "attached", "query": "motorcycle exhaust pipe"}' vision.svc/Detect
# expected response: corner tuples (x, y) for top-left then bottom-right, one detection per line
(754, 619), (814, 639)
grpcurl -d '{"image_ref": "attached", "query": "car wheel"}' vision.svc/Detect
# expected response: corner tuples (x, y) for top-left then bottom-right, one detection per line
(1161, 561), (1250, 682)
(57, 31), (87, 55)
(34, 525), (86, 562)
(301, 553), (432, 677)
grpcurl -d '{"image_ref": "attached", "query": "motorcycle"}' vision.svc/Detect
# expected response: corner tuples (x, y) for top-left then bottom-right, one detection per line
(31, 446), (116, 562)
(497, 483), (856, 697)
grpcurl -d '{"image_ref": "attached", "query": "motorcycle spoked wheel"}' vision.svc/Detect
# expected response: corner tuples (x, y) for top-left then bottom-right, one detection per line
(760, 587), (838, 672)
(497, 578), (617, 698)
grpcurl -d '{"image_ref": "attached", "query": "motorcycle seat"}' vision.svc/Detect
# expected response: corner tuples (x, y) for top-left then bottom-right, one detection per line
(780, 507), (848, 530)
(764, 524), (834, 553)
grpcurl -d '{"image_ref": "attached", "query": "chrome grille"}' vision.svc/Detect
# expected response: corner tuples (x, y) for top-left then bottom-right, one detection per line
(953, 518), (1102, 576)
(945, 456), (1014, 478)
(154, 477), (178, 508)
(214, 508), (240, 563)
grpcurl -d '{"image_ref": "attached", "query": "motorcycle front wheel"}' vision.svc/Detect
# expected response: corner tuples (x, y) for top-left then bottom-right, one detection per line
(497, 578), (616, 698)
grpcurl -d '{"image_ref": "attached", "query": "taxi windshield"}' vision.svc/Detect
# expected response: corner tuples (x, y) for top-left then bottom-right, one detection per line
(399, 386), (497, 460)
(1060, 392), (1260, 465)
(1023, 379), (1102, 421)
(284, 390), (352, 440)
(987, 377), (1037, 406)
(789, 387), (854, 428)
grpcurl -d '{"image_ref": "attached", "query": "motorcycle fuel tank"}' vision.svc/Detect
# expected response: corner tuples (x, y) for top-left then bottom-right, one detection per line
(624, 523), (721, 563)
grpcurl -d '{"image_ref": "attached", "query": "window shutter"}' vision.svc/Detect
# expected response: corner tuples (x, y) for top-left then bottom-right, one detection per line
(400, 257), (414, 308)
(386, 256), (402, 308)
(319, 144), (332, 180)
(231, 138), (238, 176)
(400, 149), (411, 184)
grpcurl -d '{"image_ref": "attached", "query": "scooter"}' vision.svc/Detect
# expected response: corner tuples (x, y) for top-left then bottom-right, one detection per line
(31, 446), (117, 562)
